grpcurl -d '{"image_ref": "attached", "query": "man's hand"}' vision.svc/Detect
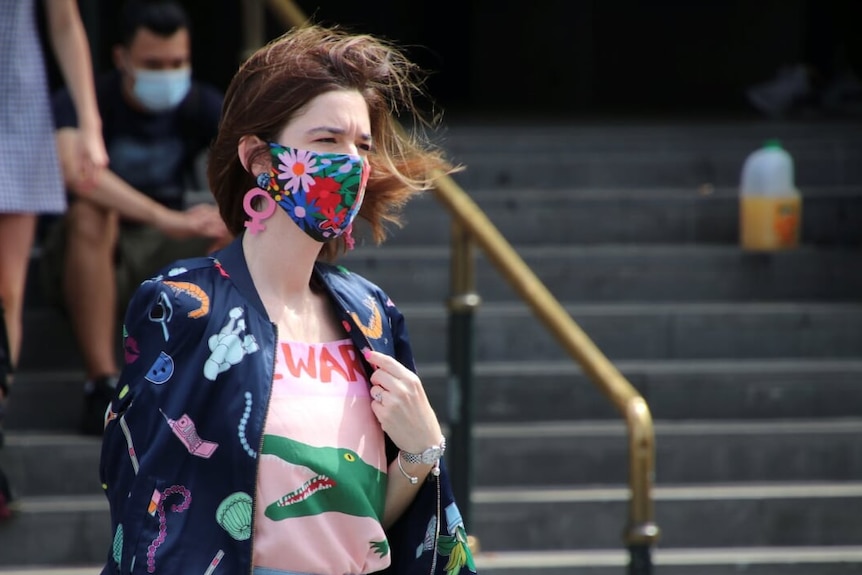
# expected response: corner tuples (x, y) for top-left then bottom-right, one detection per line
(56, 128), (232, 250)
(155, 203), (231, 244)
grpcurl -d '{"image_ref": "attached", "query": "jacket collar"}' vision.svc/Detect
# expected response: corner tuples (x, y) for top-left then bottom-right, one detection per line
(214, 235), (269, 320)
(214, 235), (378, 350)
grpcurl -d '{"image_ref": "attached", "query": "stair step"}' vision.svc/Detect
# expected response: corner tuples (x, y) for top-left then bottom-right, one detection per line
(441, 122), (862, 189)
(3, 483), (861, 566)
(3, 546), (862, 575)
(341, 244), (862, 303)
(441, 122), (862, 154)
(475, 546), (862, 575)
(473, 419), (862, 486)
(473, 482), (862, 551)
(0, 496), (109, 566)
(0, 434), (102, 497)
(425, 358), (862, 422)
(19, 302), (862, 372)
(402, 301), (862, 363)
(30, 241), (862, 308)
(4, 371), (89, 432)
(449, 147), (862, 189)
(8, 358), (862, 432)
(4, 419), (861, 498)
(382, 186), (862, 246)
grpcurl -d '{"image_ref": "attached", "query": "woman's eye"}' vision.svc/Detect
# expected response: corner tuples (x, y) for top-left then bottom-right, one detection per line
(358, 143), (373, 152)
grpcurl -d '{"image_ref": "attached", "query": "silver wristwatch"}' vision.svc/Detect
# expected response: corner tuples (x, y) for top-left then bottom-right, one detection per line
(400, 437), (446, 465)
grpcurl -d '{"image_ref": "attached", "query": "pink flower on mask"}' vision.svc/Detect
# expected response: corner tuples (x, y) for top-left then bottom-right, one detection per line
(276, 147), (319, 194)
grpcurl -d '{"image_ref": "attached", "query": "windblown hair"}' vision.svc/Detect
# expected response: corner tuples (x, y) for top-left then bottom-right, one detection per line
(208, 24), (456, 260)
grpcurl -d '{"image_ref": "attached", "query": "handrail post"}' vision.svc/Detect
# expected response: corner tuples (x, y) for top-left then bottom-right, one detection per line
(625, 397), (659, 575)
(447, 219), (481, 529)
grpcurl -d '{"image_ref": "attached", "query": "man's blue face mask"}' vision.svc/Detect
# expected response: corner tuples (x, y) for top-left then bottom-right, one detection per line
(132, 68), (192, 112)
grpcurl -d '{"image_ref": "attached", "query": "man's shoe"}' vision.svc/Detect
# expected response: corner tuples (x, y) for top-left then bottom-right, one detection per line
(81, 375), (119, 436)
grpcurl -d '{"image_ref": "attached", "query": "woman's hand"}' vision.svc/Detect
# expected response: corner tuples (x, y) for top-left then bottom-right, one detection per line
(75, 125), (109, 192)
(54, 127), (107, 194)
(365, 350), (443, 454)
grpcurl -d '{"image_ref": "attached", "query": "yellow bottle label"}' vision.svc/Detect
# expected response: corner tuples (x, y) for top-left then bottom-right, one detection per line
(740, 195), (801, 251)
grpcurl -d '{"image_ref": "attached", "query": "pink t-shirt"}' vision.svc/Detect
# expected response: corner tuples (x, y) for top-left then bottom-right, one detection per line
(253, 339), (390, 575)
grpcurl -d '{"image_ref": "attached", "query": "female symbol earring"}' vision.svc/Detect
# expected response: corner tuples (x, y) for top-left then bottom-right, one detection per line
(243, 173), (277, 235)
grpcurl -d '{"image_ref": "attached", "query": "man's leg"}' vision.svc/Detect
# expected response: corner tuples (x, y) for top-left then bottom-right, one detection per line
(120, 227), (213, 296)
(63, 200), (120, 434)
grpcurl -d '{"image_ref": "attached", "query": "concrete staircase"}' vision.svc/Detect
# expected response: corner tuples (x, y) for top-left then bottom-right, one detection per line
(2, 120), (861, 573)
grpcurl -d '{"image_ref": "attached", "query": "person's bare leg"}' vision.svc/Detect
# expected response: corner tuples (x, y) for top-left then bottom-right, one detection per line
(63, 200), (120, 380)
(0, 213), (38, 377)
(0, 213), (30, 515)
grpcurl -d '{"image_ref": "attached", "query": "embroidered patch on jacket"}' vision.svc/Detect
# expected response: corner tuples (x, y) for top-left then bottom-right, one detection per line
(349, 297), (383, 340)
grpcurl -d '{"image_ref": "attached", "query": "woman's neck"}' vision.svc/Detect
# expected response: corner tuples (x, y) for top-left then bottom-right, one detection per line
(242, 218), (345, 342)
(242, 216), (322, 304)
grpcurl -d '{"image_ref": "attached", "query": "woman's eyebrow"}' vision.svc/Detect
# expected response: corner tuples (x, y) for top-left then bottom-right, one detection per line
(307, 126), (372, 142)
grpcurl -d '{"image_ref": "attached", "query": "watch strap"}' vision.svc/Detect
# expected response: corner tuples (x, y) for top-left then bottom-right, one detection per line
(400, 436), (446, 465)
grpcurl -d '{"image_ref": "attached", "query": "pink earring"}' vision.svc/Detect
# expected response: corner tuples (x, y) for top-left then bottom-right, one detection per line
(243, 188), (276, 235)
(343, 223), (356, 251)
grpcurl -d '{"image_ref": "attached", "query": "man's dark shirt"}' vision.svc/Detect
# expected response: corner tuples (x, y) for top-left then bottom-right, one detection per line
(53, 70), (222, 211)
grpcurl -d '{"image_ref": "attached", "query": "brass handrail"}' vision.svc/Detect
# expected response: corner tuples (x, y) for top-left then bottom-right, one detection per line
(432, 171), (660, 551)
(260, 0), (660, 566)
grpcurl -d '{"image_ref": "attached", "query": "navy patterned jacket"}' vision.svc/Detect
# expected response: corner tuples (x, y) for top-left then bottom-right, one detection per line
(100, 236), (476, 575)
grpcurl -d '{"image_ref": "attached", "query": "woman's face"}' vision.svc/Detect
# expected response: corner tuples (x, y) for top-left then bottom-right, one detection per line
(276, 89), (372, 158)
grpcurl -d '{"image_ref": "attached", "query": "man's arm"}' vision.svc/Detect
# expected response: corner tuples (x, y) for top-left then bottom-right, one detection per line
(56, 128), (229, 241)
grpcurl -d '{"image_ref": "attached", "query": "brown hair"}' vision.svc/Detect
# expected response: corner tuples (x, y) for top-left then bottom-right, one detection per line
(208, 25), (456, 260)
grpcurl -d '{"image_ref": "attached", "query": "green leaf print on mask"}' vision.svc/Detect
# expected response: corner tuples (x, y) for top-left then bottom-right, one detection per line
(261, 434), (386, 521)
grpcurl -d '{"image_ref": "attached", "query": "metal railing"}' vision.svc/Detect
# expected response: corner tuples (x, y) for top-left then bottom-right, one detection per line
(254, 2), (661, 572)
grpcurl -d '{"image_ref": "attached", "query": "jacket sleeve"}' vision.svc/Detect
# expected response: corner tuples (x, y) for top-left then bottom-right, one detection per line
(382, 295), (479, 575)
(98, 275), (204, 573)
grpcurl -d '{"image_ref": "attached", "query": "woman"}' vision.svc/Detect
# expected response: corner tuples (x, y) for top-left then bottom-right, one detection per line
(0, 0), (107, 520)
(100, 25), (477, 575)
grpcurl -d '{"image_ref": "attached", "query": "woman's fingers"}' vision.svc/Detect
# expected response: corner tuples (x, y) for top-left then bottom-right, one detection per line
(369, 368), (404, 394)
(364, 350), (413, 379)
(365, 350), (419, 392)
(365, 350), (442, 453)
(370, 385), (386, 404)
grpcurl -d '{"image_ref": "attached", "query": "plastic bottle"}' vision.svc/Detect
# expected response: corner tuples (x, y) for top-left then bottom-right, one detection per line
(739, 139), (802, 251)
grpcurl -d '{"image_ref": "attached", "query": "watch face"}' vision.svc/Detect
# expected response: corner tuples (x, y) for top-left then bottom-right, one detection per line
(421, 446), (443, 465)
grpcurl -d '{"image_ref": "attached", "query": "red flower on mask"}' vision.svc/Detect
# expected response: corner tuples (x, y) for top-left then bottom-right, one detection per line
(320, 206), (348, 233)
(307, 177), (342, 212)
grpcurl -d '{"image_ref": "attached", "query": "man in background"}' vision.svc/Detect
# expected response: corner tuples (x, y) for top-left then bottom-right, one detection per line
(43, 0), (230, 435)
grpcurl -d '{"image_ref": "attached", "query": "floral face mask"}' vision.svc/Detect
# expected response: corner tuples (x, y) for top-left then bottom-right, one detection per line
(255, 142), (370, 243)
